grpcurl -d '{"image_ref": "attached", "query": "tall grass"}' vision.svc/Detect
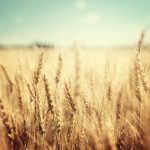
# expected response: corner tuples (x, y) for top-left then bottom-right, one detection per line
(0, 36), (150, 149)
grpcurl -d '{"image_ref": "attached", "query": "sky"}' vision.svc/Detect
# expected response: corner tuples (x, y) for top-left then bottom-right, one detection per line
(0, 0), (150, 47)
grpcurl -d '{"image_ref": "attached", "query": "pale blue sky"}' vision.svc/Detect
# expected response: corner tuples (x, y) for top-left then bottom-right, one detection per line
(0, 0), (150, 46)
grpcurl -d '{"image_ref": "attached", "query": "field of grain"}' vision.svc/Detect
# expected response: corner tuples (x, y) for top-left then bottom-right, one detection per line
(0, 35), (150, 150)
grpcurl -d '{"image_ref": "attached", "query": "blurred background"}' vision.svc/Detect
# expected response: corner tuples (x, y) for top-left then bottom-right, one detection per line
(0, 0), (150, 49)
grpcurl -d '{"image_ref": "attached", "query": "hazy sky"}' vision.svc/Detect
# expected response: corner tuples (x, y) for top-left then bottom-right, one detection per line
(0, 0), (150, 46)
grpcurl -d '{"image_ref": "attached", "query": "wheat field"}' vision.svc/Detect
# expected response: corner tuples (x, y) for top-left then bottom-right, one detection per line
(0, 34), (150, 150)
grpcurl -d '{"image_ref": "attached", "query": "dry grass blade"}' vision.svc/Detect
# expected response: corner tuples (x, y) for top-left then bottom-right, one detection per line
(33, 52), (44, 85)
